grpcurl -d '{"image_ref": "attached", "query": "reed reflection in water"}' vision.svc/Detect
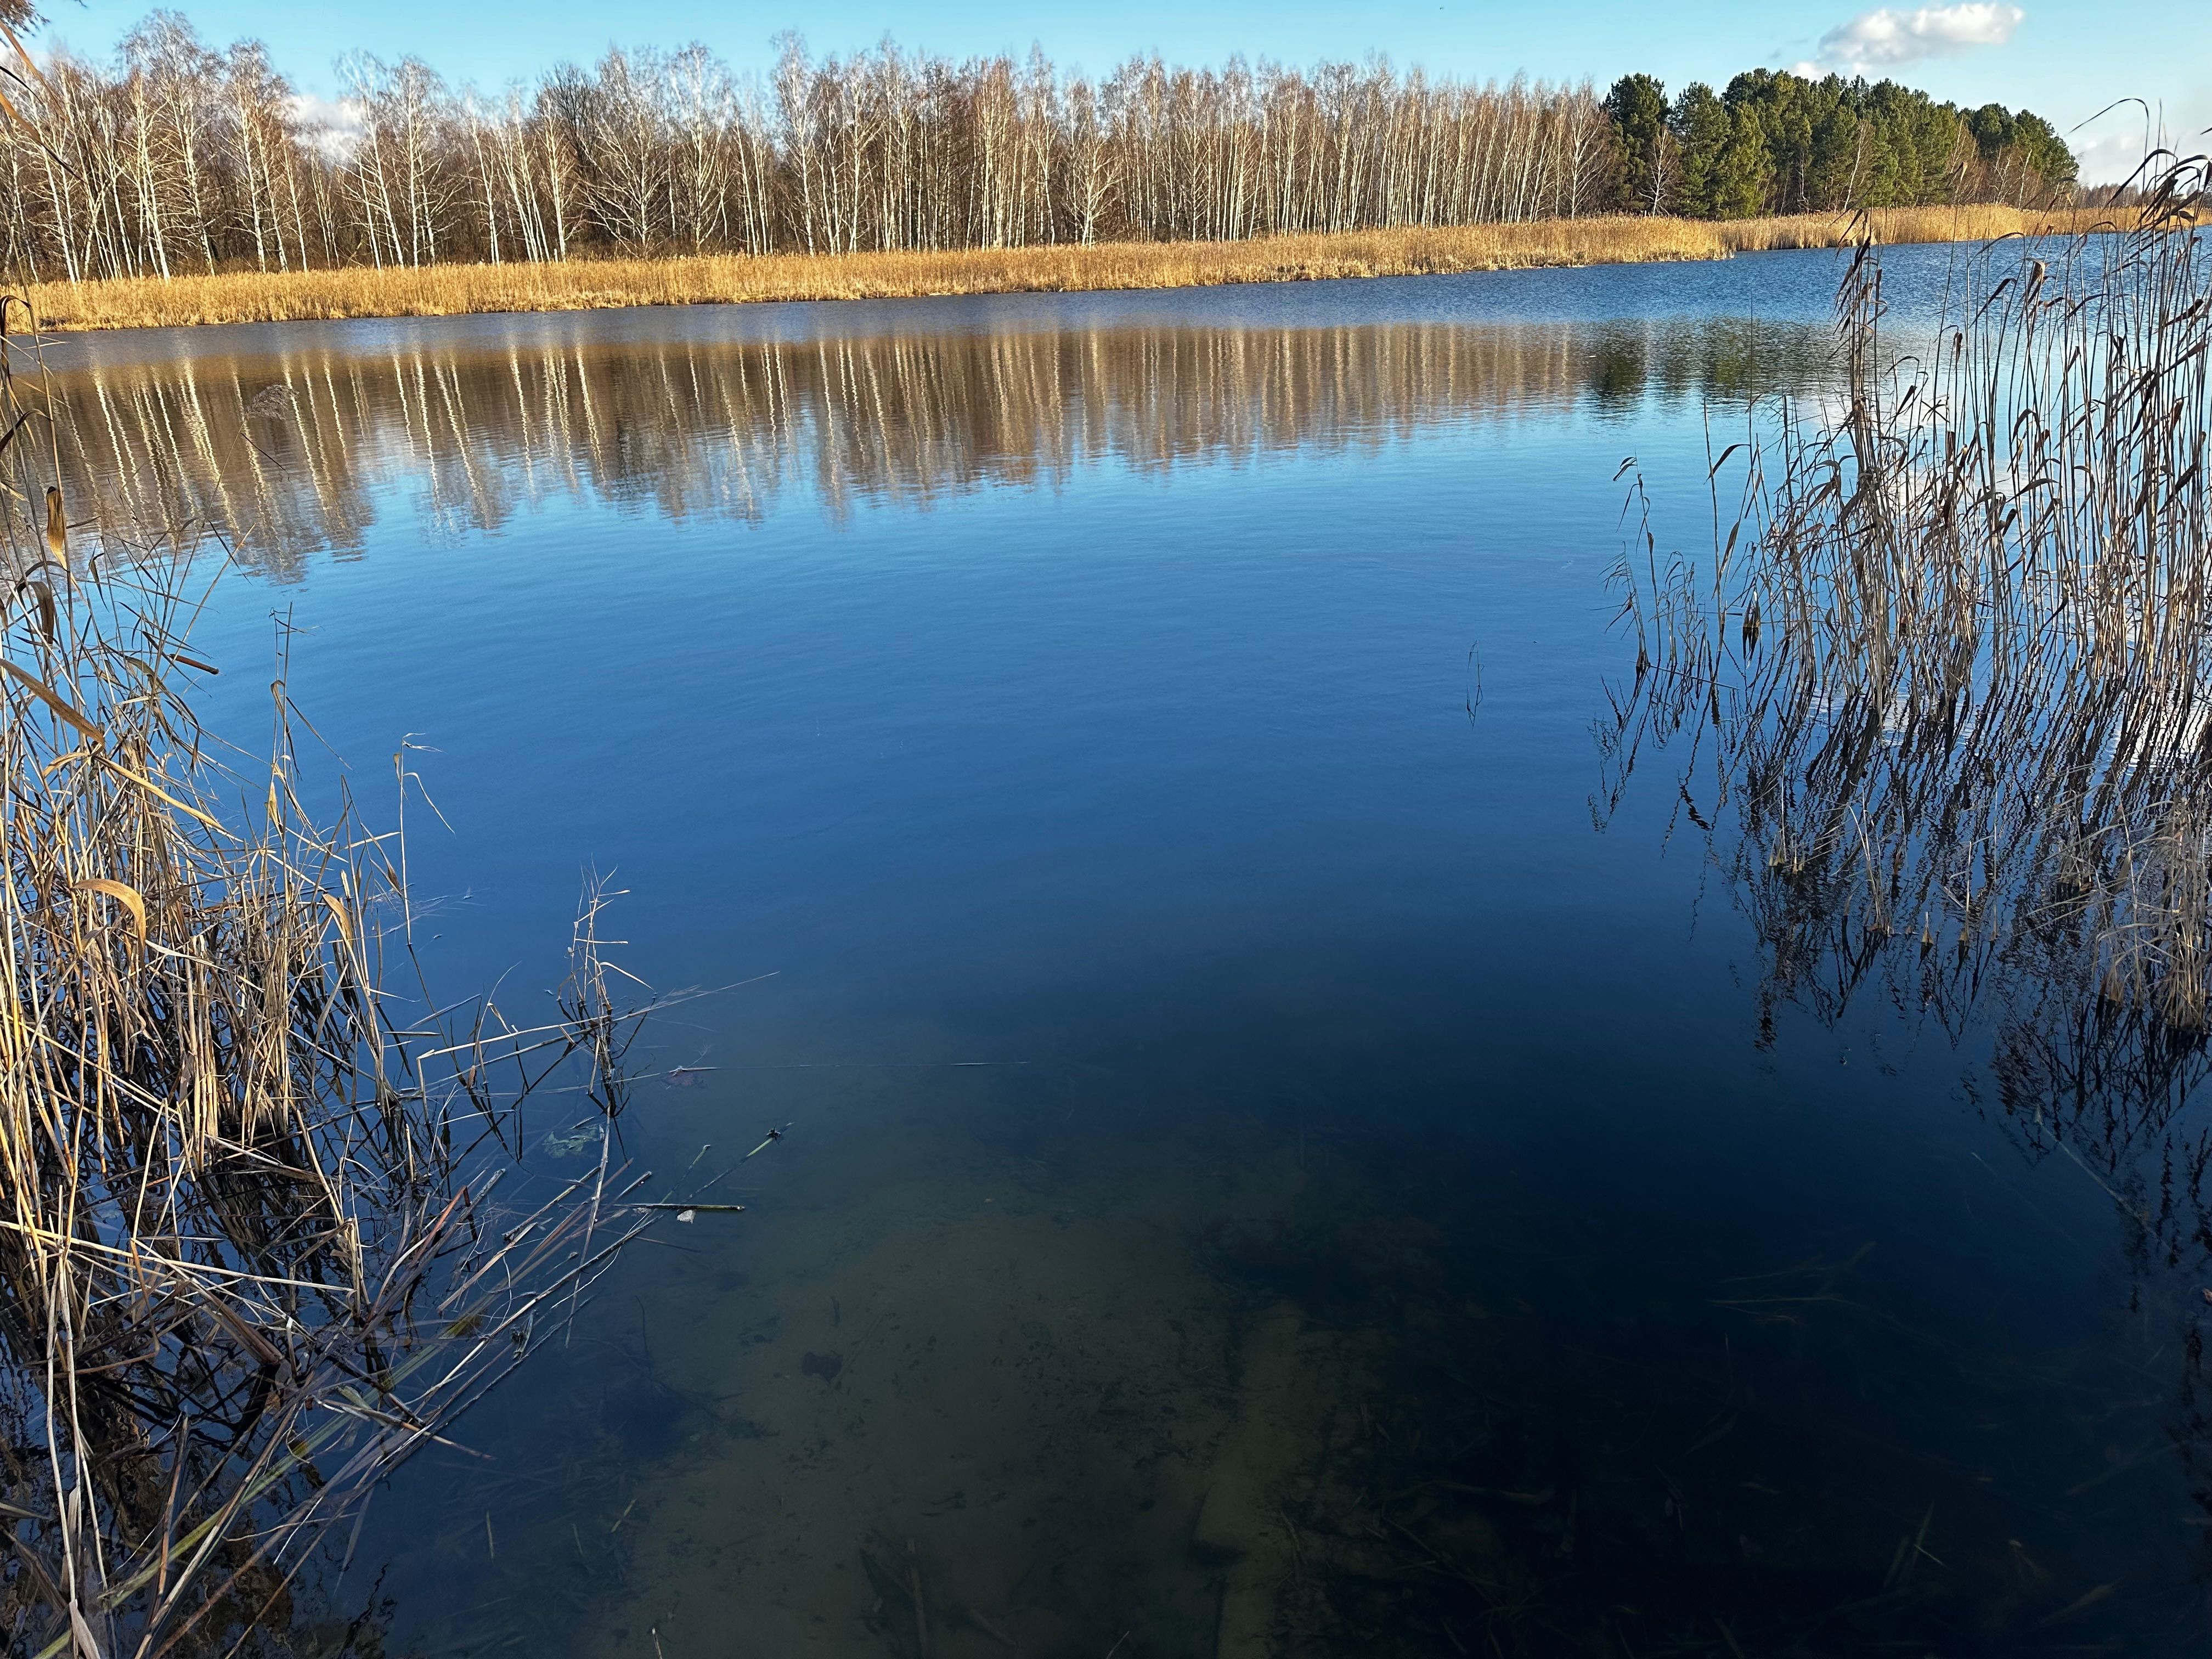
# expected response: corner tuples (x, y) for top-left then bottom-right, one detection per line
(46, 312), (1831, 574)
(1602, 208), (2212, 1224)
(1593, 189), (2212, 1644)
(36, 251), (2212, 1652)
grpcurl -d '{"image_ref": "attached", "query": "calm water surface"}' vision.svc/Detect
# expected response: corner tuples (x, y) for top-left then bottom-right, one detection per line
(44, 245), (2211, 1655)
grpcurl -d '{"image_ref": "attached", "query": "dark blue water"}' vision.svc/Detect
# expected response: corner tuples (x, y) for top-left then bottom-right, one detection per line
(45, 243), (2211, 1655)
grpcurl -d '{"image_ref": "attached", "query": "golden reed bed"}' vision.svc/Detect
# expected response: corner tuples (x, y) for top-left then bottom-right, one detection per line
(24, 206), (2125, 331)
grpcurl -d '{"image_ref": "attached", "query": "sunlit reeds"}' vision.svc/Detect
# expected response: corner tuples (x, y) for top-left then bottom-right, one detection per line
(1598, 157), (2210, 1200)
(0, 306), (665, 1650)
(22, 206), (2133, 332)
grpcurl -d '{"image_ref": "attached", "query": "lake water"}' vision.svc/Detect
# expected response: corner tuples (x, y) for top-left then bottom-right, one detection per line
(41, 245), (2212, 1655)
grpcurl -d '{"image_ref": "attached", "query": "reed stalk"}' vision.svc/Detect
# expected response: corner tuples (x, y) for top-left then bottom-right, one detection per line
(0, 295), (666, 1654)
(1598, 155), (2211, 1205)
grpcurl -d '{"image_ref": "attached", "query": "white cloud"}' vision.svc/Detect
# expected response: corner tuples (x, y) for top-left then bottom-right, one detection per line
(2070, 121), (2150, 186)
(1805, 2), (2024, 75)
(286, 92), (365, 163)
(2066, 96), (2212, 186)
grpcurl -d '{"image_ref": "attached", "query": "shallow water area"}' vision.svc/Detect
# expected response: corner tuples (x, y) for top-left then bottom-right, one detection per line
(40, 244), (2212, 1655)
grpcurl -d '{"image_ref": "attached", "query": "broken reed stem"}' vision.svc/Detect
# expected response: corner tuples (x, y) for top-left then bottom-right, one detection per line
(0, 296), (662, 1656)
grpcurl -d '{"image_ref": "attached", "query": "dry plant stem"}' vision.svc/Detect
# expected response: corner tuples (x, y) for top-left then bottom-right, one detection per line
(1595, 156), (2212, 1228)
(22, 206), (2136, 332)
(0, 300), (670, 1653)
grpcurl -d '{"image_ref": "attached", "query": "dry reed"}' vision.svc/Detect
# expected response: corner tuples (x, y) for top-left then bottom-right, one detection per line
(1598, 159), (2211, 1202)
(23, 206), (2131, 333)
(0, 303), (670, 1651)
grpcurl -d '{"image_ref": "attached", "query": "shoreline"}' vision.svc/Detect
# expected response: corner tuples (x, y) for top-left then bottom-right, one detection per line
(19, 206), (2119, 334)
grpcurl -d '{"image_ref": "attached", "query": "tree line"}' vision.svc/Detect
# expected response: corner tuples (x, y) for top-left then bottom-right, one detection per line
(1602, 69), (2075, 220)
(0, 13), (2081, 282)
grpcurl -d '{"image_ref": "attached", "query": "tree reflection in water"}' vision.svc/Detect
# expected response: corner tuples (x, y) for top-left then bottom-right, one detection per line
(43, 312), (1831, 575)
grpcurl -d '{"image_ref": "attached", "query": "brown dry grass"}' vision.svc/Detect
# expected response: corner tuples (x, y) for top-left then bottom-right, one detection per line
(0, 513), (662, 1651)
(24, 205), (2130, 331)
(0, 292), (666, 1645)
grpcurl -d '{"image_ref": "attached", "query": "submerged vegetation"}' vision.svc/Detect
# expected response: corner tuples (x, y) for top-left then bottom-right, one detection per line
(1600, 154), (2212, 1242)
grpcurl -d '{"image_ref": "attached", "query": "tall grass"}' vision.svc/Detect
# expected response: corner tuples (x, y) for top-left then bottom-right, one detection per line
(0, 298), (667, 1649)
(25, 205), (2132, 332)
(1598, 159), (2211, 1211)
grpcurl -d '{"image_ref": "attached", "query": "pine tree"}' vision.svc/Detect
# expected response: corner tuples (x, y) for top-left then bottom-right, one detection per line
(1602, 73), (1670, 213)
(1669, 83), (1729, 219)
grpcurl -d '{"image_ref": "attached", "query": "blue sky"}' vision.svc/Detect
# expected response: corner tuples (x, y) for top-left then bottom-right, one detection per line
(33, 0), (2208, 182)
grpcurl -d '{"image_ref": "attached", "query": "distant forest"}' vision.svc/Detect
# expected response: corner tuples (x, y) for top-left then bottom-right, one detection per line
(0, 16), (2081, 281)
(1603, 71), (2074, 220)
